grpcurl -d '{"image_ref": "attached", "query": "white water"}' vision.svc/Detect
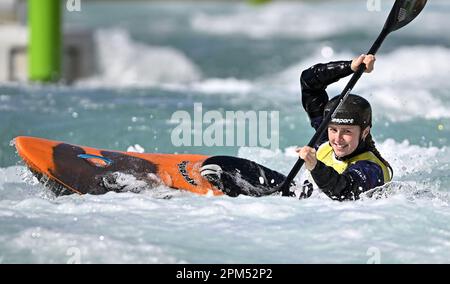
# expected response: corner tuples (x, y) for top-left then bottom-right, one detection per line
(76, 29), (201, 87)
(71, 26), (450, 124)
(1, 0), (449, 264)
(190, 1), (384, 39)
(1, 140), (449, 264)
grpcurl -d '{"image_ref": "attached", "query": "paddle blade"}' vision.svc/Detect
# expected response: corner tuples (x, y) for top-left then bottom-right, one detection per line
(384, 0), (427, 33)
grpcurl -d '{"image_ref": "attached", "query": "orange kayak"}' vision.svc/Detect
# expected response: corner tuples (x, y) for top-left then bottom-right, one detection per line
(15, 136), (287, 197)
(14, 136), (223, 196)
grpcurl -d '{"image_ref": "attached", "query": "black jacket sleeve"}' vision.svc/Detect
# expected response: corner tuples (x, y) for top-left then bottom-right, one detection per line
(300, 61), (353, 122)
(310, 160), (385, 201)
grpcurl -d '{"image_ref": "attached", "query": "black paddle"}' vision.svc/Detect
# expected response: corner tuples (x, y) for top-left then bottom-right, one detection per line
(279, 0), (428, 196)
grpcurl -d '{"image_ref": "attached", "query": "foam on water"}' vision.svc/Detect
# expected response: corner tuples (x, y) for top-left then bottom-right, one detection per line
(238, 139), (450, 197)
(77, 29), (202, 87)
(1, 139), (449, 263)
(365, 46), (450, 89)
(189, 78), (254, 95)
(190, 0), (450, 41)
(1, 0), (449, 264)
(190, 1), (383, 39)
(8, 227), (182, 264)
(269, 45), (450, 122)
(265, 49), (354, 91)
(74, 43), (449, 124)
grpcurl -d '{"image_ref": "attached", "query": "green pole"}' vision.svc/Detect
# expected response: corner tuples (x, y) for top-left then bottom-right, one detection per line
(247, 0), (272, 5)
(28, 0), (61, 82)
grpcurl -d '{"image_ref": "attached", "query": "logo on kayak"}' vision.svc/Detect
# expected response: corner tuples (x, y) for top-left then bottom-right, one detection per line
(178, 161), (197, 186)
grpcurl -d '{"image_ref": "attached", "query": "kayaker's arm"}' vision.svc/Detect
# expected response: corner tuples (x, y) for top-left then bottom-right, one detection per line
(310, 160), (385, 201)
(300, 60), (353, 128)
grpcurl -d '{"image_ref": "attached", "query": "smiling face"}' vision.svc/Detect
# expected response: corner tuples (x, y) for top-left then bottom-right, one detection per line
(328, 124), (370, 158)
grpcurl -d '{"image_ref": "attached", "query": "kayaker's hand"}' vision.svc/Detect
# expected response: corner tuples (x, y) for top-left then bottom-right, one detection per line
(296, 146), (317, 171)
(351, 54), (376, 73)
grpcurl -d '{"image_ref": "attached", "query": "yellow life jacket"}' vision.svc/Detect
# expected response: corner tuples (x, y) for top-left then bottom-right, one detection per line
(316, 142), (392, 183)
